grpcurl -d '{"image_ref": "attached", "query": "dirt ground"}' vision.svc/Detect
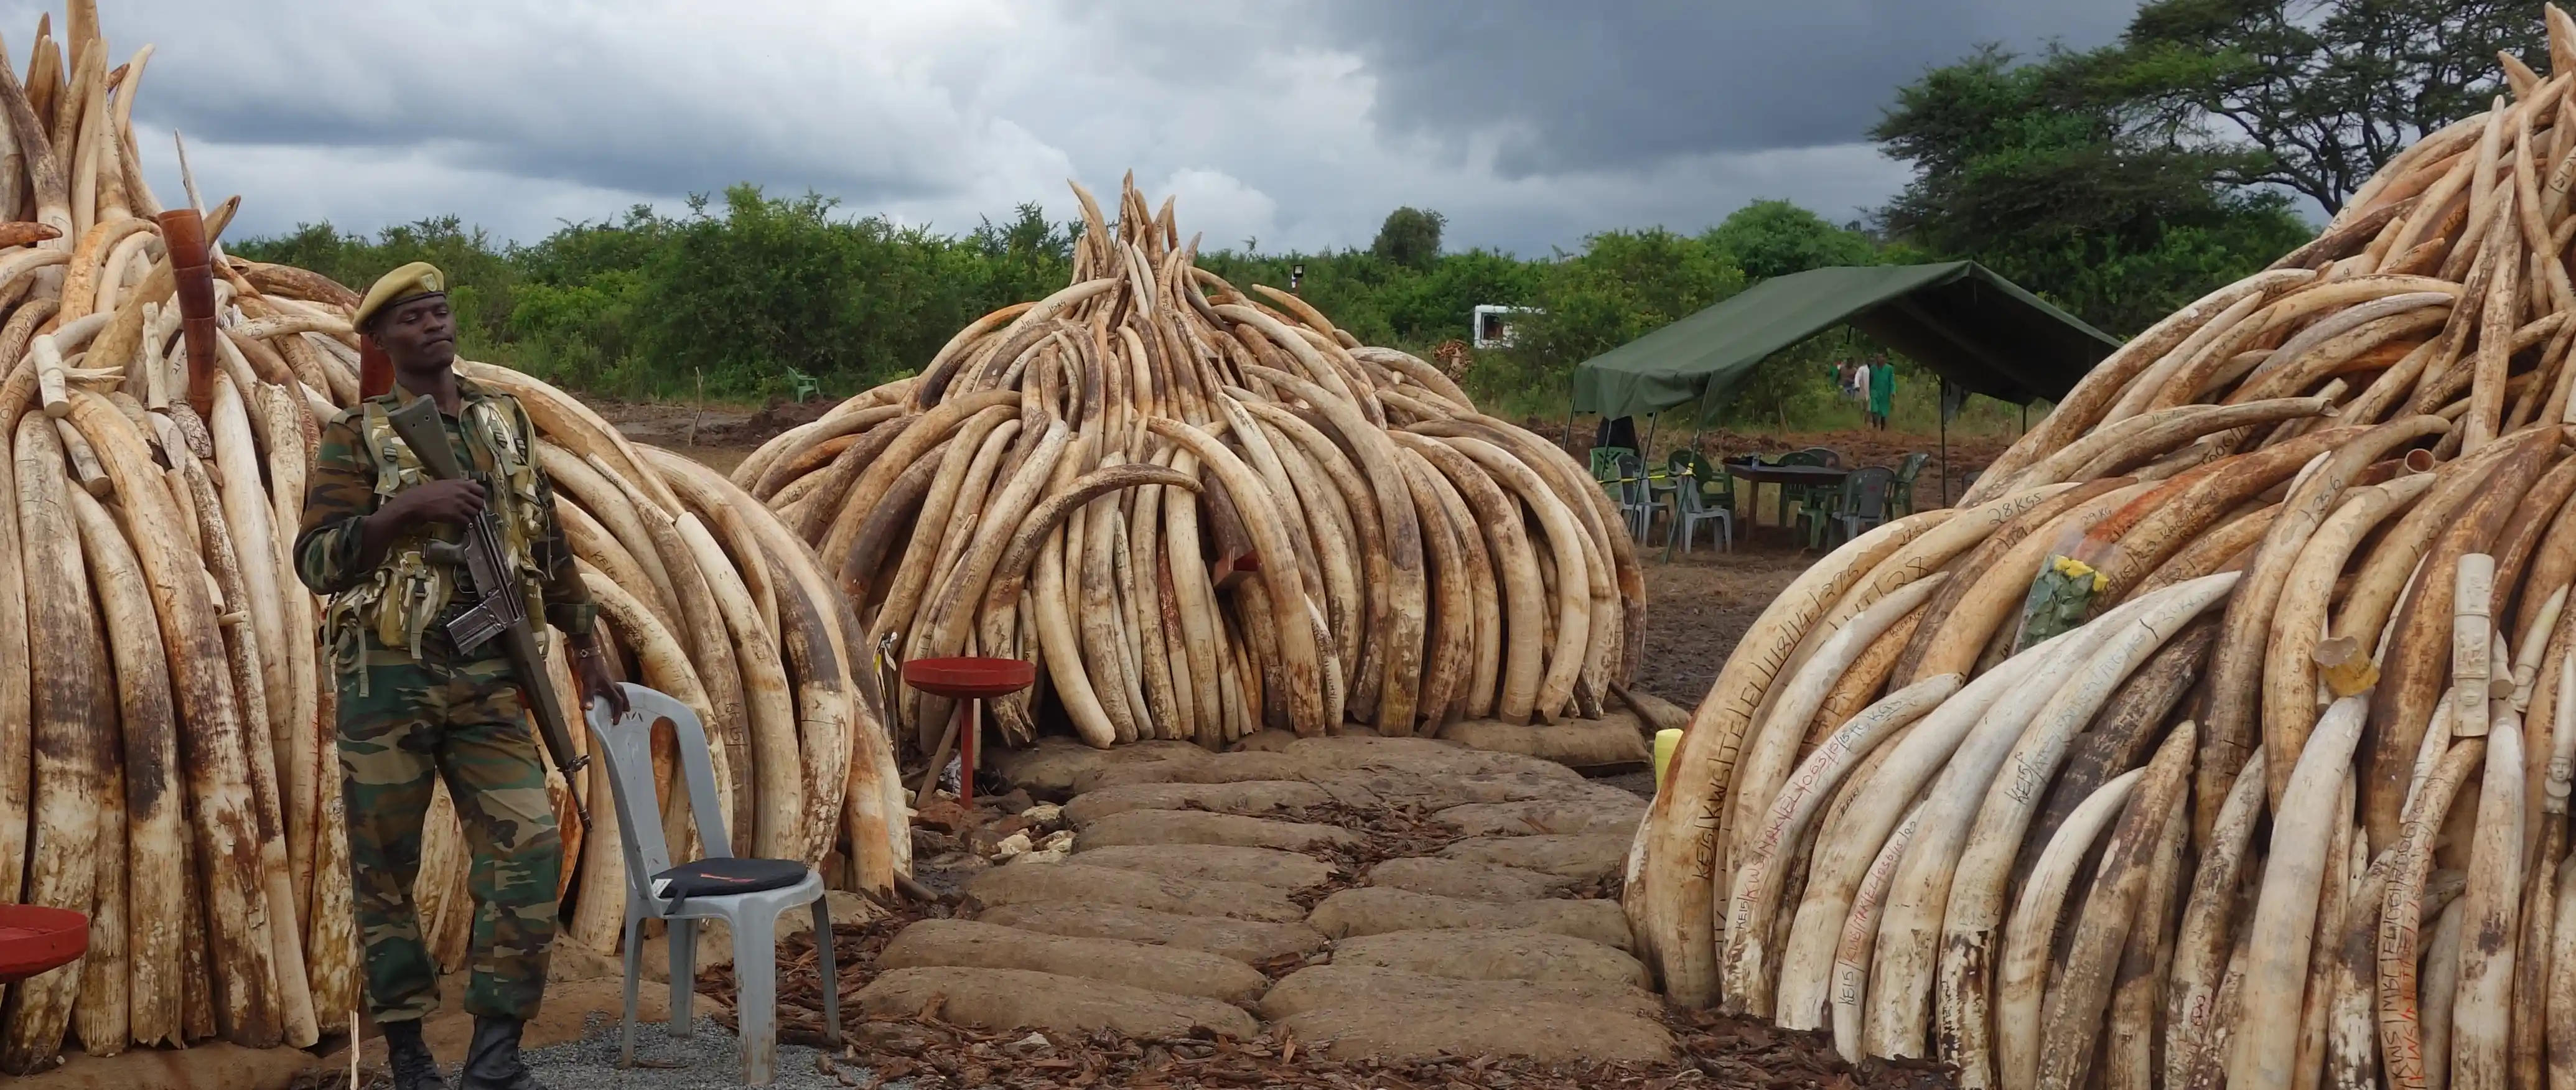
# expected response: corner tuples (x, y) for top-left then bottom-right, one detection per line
(1630, 546), (1813, 710)
(589, 395), (813, 476)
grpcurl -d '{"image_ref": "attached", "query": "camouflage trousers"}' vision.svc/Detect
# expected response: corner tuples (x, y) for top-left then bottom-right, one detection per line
(338, 646), (561, 1022)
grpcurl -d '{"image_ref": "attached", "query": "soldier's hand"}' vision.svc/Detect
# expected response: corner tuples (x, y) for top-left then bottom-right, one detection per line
(574, 643), (628, 720)
(389, 479), (487, 528)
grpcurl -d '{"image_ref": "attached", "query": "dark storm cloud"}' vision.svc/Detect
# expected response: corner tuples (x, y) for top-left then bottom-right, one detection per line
(1317, 0), (2137, 175)
(97, 6), (968, 207)
(0, 0), (2143, 253)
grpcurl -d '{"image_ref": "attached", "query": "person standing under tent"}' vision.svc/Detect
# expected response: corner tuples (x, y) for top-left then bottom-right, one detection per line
(1850, 360), (1870, 426)
(1869, 354), (1895, 431)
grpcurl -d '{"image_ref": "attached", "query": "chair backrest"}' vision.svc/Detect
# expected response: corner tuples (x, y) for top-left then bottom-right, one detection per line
(1844, 467), (1895, 516)
(1589, 446), (1634, 482)
(1777, 449), (1827, 468)
(1671, 476), (1704, 513)
(1694, 450), (1731, 491)
(1801, 447), (1844, 468)
(1893, 452), (1929, 483)
(1614, 452), (1648, 502)
(585, 683), (734, 894)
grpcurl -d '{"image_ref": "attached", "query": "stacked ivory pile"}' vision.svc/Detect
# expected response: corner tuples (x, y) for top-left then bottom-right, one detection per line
(0, 0), (906, 1071)
(1628, 9), (2576, 1090)
(737, 179), (1645, 750)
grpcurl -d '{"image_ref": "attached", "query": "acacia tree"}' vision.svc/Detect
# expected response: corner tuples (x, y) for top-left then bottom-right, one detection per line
(1872, 45), (2310, 335)
(2113, 0), (2546, 212)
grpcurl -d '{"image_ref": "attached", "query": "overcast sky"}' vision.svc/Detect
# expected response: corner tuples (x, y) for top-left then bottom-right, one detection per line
(20, 0), (2136, 255)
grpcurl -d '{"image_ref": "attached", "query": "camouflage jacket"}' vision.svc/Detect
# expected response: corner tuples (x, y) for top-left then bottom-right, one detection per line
(294, 376), (595, 666)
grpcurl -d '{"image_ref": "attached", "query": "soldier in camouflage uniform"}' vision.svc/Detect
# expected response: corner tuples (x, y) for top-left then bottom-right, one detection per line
(296, 263), (625, 1090)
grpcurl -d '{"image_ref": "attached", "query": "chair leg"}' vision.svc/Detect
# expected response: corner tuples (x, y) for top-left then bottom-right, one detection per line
(669, 917), (697, 1038)
(620, 915), (645, 1071)
(813, 897), (842, 1048)
(733, 910), (780, 1086)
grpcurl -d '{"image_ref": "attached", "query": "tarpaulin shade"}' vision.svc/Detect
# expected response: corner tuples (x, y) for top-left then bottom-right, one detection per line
(1568, 261), (2119, 422)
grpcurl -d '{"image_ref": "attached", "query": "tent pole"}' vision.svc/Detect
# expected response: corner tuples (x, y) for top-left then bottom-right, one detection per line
(1642, 411), (1660, 462)
(1563, 386), (1577, 450)
(1939, 378), (1950, 508)
(1688, 379), (1716, 454)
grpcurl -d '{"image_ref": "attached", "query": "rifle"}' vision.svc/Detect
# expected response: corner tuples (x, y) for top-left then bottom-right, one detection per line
(385, 396), (592, 824)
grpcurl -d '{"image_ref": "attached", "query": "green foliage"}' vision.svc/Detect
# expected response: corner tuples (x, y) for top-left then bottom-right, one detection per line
(1871, 45), (2313, 335)
(1508, 228), (1746, 370)
(1706, 200), (1878, 279)
(2112, 0), (2544, 212)
(1370, 207), (1447, 269)
(233, 187), (1075, 400)
(1193, 245), (1542, 348)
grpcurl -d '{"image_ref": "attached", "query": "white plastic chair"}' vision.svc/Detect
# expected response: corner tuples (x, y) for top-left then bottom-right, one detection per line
(584, 682), (841, 1085)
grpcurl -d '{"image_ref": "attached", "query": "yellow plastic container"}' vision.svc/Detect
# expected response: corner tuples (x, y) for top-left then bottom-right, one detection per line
(1653, 729), (1682, 794)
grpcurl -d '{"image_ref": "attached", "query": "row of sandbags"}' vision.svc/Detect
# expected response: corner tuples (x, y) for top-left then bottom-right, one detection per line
(737, 178), (1646, 753)
(1628, 9), (2576, 1090)
(0, 1), (905, 1070)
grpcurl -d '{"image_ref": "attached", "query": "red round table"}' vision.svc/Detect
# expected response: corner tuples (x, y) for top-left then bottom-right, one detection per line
(902, 657), (1036, 809)
(0, 905), (86, 984)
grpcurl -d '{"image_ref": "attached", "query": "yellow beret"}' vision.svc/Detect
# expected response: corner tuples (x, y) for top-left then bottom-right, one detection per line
(353, 261), (447, 330)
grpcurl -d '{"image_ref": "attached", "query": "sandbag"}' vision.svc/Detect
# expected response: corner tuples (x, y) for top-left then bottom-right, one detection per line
(965, 862), (1306, 923)
(1332, 927), (1653, 992)
(879, 920), (1269, 1003)
(1306, 887), (1634, 949)
(1365, 857), (1574, 902)
(1073, 809), (1361, 852)
(854, 967), (1258, 1039)
(1439, 712), (1654, 771)
(973, 902), (1328, 964)
(1073, 844), (1337, 890)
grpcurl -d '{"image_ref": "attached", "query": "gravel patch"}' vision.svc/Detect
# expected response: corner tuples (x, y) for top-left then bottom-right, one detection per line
(511, 1012), (861, 1089)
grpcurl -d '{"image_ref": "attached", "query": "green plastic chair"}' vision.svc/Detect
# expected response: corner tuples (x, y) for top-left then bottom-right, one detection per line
(1590, 445), (1633, 504)
(1668, 448), (1736, 509)
(1890, 452), (1930, 515)
(1774, 449), (1838, 535)
(1819, 466), (1896, 548)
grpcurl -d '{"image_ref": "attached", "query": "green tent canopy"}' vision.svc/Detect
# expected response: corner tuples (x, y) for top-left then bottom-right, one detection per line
(1569, 261), (2120, 422)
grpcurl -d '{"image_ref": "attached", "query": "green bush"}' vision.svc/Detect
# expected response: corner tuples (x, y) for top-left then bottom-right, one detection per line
(226, 192), (2058, 434)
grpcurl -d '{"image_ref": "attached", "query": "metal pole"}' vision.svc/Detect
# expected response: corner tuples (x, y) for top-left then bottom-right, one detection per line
(1689, 377), (1717, 452)
(957, 700), (977, 809)
(1563, 384), (1578, 450)
(1940, 378), (1951, 508)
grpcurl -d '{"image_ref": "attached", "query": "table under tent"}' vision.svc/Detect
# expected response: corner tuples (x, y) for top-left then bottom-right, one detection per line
(1569, 261), (2119, 510)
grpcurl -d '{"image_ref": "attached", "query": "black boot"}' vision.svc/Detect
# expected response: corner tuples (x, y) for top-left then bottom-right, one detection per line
(459, 1016), (549, 1090)
(380, 1019), (447, 1090)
